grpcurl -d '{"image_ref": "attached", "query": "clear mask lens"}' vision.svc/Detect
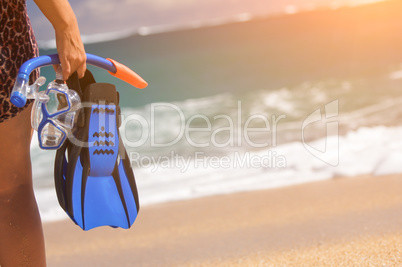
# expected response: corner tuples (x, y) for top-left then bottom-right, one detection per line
(45, 89), (70, 116)
(40, 122), (66, 148)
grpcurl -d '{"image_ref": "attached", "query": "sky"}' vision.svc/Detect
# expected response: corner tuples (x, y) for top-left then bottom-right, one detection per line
(27, 0), (385, 44)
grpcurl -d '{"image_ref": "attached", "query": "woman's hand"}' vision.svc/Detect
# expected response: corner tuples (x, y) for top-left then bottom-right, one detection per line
(55, 25), (86, 80)
(34, 0), (86, 80)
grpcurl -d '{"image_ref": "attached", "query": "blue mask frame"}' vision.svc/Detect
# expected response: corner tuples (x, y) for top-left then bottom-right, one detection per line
(36, 88), (73, 149)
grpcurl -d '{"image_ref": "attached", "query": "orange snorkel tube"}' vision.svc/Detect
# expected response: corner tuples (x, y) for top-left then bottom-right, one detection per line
(106, 58), (147, 89)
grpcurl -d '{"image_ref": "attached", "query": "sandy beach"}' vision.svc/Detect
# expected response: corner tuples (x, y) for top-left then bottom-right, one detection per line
(43, 174), (401, 266)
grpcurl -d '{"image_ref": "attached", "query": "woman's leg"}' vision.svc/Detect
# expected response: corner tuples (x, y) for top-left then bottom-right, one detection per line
(0, 105), (46, 266)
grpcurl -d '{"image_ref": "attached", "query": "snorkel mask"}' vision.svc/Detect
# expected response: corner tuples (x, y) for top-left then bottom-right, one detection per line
(11, 53), (148, 150)
(30, 72), (81, 149)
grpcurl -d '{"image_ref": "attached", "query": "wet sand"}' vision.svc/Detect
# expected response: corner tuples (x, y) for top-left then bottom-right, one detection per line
(43, 174), (402, 266)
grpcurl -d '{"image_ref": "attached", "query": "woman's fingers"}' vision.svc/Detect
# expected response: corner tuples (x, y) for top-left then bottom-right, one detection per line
(59, 57), (71, 80)
(76, 57), (87, 78)
(55, 28), (86, 80)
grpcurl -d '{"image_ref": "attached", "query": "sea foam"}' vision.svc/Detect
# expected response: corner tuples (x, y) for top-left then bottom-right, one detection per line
(32, 125), (402, 222)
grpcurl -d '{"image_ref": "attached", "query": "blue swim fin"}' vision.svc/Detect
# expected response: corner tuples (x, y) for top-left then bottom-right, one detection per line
(54, 71), (139, 230)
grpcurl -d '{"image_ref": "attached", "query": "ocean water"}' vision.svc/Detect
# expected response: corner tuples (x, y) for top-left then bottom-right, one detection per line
(31, 1), (402, 222)
(32, 77), (402, 222)
(28, 0), (386, 42)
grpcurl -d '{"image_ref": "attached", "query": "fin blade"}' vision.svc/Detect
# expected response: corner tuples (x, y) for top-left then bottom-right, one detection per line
(83, 175), (129, 230)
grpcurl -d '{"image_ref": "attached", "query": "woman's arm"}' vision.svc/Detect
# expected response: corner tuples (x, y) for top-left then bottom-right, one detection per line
(34, 0), (86, 80)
